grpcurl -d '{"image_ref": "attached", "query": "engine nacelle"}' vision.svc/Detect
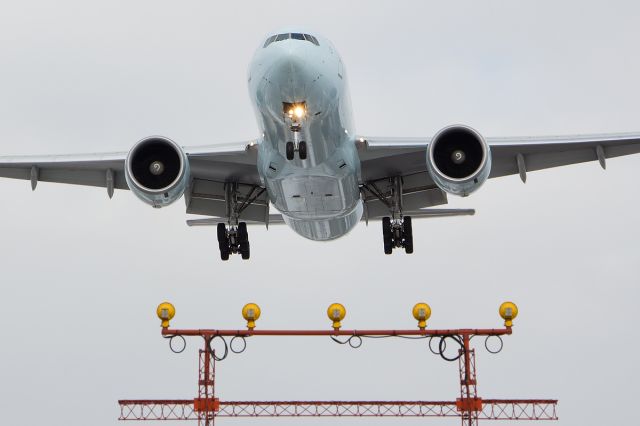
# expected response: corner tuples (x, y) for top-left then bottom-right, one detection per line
(426, 125), (491, 196)
(125, 136), (190, 208)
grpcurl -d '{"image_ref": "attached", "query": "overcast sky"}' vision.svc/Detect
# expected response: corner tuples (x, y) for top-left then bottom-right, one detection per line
(1, 1), (639, 425)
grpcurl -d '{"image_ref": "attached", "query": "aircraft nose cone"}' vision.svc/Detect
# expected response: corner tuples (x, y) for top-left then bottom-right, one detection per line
(273, 48), (314, 82)
(266, 41), (320, 96)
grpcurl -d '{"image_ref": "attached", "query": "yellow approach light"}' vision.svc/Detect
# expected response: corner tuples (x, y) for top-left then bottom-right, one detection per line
(412, 302), (432, 330)
(242, 303), (261, 330)
(156, 302), (176, 328)
(327, 303), (346, 330)
(499, 301), (519, 327)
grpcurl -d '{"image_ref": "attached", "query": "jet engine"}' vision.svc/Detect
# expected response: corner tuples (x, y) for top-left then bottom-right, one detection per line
(426, 125), (491, 196)
(125, 136), (190, 208)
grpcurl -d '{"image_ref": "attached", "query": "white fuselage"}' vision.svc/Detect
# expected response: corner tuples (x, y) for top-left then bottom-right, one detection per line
(248, 32), (363, 240)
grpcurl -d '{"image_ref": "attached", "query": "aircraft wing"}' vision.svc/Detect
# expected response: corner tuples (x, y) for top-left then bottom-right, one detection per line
(0, 139), (268, 221)
(357, 132), (640, 184)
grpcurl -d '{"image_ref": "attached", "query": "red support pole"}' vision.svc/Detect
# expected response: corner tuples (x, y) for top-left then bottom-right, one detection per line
(195, 337), (218, 426)
(458, 334), (480, 426)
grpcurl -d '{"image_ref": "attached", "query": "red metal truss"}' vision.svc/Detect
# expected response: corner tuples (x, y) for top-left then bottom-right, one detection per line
(118, 399), (558, 420)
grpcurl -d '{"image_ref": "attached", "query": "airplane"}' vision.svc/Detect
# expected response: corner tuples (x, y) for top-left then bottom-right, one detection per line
(1, 29), (640, 260)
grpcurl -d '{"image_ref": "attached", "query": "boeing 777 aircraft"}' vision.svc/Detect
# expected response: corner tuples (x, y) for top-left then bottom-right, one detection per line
(2, 29), (640, 260)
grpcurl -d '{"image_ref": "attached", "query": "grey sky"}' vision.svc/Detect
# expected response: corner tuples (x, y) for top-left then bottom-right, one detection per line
(1, 1), (639, 425)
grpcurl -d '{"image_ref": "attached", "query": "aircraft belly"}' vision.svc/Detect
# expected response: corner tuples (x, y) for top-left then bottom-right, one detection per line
(282, 200), (363, 241)
(280, 176), (346, 214)
(266, 167), (362, 240)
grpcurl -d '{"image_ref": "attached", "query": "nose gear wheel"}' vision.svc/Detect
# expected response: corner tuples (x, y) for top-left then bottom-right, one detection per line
(285, 141), (308, 160)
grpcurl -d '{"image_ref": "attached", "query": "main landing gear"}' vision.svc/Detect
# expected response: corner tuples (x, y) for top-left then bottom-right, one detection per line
(217, 222), (250, 261)
(382, 216), (413, 254)
(214, 182), (267, 261)
(362, 176), (415, 255)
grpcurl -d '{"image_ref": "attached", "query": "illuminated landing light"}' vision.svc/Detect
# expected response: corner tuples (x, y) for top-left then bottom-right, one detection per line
(284, 102), (307, 120)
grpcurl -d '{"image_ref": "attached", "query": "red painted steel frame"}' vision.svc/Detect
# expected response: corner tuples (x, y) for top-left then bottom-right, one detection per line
(118, 325), (557, 425)
(119, 399), (559, 420)
(161, 327), (513, 337)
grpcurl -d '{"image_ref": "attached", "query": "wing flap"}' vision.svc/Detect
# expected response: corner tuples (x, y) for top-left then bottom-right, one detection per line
(187, 214), (285, 227)
(186, 178), (270, 223)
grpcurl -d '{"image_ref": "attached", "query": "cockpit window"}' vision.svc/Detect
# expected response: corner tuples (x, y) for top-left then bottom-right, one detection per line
(263, 35), (277, 48)
(263, 33), (320, 48)
(304, 34), (320, 46)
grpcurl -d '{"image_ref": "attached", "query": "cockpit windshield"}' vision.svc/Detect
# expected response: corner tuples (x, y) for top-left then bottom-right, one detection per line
(264, 33), (319, 48)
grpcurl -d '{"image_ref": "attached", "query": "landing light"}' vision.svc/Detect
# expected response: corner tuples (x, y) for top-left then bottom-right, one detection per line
(242, 303), (261, 330)
(285, 102), (307, 120)
(156, 302), (176, 328)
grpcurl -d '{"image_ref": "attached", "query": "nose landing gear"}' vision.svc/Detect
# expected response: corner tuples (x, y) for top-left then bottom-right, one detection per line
(283, 101), (308, 161)
(285, 141), (307, 160)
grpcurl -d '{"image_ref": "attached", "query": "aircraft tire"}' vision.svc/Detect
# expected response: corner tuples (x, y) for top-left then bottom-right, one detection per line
(217, 223), (230, 260)
(298, 141), (307, 159)
(286, 142), (295, 160)
(238, 222), (248, 242)
(217, 223), (226, 242)
(403, 216), (413, 254)
(382, 217), (393, 254)
(238, 222), (250, 259)
(240, 242), (250, 260)
(220, 247), (230, 261)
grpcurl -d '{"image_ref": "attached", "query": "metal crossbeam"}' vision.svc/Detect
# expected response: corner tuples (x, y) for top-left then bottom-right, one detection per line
(118, 400), (558, 421)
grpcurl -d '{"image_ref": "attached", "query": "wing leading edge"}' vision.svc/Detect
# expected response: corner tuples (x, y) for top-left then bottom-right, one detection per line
(0, 139), (261, 198)
(358, 132), (640, 184)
